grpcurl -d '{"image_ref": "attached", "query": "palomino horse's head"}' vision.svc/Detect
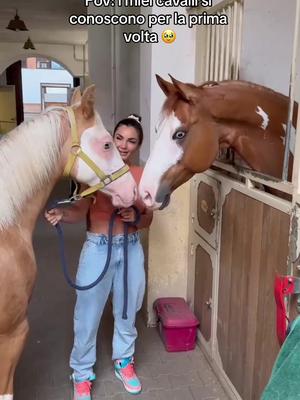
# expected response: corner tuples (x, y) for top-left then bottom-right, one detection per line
(139, 75), (219, 210)
(62, 85), (137, 207)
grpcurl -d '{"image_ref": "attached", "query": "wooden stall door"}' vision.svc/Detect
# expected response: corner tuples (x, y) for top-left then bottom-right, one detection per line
(191, 175), (220, 352)
(192, 177), (220, 249)
(194, 245), (213, 342)
(217, 189), (290, 400)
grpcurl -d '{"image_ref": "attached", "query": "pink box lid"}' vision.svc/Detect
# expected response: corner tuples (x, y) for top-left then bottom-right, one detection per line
(154, 297), (199, 328)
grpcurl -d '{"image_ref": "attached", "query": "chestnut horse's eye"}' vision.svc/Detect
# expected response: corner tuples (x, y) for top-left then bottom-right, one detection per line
(104, 142), (112, 150)
(172, 131), (186, 140)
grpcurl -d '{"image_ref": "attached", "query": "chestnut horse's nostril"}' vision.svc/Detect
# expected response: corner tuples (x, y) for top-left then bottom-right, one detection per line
(142, 191), (153, 207)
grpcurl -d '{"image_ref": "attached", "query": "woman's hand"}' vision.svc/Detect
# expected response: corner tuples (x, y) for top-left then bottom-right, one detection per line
(44, 208), (64, 226)
(118, 207), (137, 223)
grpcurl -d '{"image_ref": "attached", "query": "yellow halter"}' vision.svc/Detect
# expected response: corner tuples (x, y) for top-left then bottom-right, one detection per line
(63, 107), (130, 199)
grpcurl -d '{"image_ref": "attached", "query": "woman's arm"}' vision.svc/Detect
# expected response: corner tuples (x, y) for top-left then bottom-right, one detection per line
(45, 182), (92, 225)
(44, 196), (91, 225)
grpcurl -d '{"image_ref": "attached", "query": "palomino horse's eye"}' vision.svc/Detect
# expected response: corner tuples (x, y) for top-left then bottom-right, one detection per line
(104, 142), (112, 150)
(172, 131), (186, 140)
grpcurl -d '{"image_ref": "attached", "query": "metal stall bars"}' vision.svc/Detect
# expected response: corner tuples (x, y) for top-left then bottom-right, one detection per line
(195, 0), (243, 83)
(195, 0), (244, 167)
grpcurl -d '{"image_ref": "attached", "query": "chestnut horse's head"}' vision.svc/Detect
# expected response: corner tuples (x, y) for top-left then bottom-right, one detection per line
(139, 75), (219, 210)
(63, 85), (137, 208)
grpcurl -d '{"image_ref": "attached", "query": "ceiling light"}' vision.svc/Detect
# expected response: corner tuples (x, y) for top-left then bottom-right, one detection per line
(23, 37), (36, 50)
(6, 10), (28, 31)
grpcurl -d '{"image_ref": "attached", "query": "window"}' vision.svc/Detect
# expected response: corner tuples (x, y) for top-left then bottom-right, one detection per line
(51, 61), (64, 70)
(41, 83), (72, 110)
(37, 60), (51, 69)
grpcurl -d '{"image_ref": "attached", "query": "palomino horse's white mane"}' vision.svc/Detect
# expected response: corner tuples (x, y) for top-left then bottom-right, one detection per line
(0, 109), (65, 230)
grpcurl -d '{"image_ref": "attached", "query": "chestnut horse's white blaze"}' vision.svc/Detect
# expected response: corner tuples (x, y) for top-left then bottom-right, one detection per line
(0, 85), (136, 398)
(141, 111), (183, 207)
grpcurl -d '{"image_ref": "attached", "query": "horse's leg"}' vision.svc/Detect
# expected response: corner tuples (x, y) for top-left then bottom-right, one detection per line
(0, 319), (29, 398)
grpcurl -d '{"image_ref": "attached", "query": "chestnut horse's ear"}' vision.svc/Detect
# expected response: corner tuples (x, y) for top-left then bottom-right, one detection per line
(156, 74), (176, 97)
(169, 74), (198, 104)
(81, 84), (96, 119)
(70, 87), (82, 105)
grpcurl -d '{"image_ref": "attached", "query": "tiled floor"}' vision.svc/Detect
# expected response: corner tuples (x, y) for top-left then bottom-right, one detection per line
(14, 193), (230, 400)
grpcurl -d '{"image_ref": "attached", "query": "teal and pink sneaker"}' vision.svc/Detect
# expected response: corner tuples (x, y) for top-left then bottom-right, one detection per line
(114, 357), (142, 394)
(71, 373), (96, 400)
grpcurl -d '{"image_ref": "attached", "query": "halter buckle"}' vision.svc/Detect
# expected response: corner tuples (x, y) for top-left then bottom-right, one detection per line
(70, 144), (81, 155)
(103, 176), (113, 185)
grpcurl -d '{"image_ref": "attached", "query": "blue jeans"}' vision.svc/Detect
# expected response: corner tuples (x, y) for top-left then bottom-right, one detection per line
(70, 231), (145, 381)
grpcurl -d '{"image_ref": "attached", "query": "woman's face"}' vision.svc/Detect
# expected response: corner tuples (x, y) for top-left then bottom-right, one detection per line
(113, 125), (140, 162)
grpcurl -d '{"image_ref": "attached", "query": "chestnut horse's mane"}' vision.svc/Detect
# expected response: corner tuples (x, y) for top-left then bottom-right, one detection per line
(162, 79), (296, 133)
(0, 109), (65, 229)
(164, 79), (290, 106)
(204, 79), (290, 102)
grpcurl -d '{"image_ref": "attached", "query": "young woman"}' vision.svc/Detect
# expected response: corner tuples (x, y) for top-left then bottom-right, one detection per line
(45, 115), (153, 400)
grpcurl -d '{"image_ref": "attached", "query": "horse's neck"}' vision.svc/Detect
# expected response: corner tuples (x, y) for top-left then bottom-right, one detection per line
(18, 174), (60, 235)
(204, 83), (290, 178)
(216, 120), (285, 178)
(0, 109), (69, 233)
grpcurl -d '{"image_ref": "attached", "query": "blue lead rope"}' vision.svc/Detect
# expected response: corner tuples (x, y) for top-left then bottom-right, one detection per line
(50, 201), (140, 320)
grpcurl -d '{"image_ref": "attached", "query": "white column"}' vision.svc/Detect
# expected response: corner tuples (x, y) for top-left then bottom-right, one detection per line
(140, 6), (197, 325)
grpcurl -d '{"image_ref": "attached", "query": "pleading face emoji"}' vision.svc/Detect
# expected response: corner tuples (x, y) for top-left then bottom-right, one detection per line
(162, 29), (176, 44)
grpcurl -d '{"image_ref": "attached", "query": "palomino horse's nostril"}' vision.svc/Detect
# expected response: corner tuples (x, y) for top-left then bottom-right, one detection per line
(133, 186), (138, 201)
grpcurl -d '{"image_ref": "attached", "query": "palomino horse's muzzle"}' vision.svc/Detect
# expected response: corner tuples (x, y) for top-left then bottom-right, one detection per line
(63, 107), (130, 199)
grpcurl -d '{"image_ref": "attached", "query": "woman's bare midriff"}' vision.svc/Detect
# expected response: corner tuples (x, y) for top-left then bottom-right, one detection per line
(86, 165), (144, 236)
(87, 211), (137, 236)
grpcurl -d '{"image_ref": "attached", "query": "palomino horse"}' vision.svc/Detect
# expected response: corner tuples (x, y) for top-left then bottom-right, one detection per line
(139, 75), (298, 209)
(0, 85), (137, 399)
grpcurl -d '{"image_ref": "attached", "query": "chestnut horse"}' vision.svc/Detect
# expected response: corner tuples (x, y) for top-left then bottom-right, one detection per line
(0, 85), (137, 399)
(139, 75), (298, 209)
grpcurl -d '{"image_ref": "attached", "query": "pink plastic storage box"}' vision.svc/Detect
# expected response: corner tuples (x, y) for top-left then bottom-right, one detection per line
(153, 297), (199, 352)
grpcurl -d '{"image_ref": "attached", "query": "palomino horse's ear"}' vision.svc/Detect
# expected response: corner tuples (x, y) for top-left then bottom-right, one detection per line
(70, 87), (82, 105)
(81, 84), (96, 119)
(169, 74), (198, 104)
(156, 74), (176, 97)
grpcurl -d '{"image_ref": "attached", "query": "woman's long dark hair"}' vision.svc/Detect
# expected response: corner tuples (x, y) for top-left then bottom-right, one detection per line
(113, 114), (143, 146)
